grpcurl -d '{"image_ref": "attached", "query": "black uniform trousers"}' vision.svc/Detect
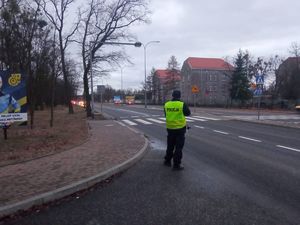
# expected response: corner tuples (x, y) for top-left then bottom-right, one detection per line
(164, 127), (186, 166)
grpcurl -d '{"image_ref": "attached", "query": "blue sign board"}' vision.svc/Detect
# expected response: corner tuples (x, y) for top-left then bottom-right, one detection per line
(255, 75), (264, 85)
(254, 87), (263, 96)
(0, 70), (27, 125)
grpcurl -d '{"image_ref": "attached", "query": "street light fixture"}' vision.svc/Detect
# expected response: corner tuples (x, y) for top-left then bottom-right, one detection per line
(89, 41), (141, 117)
(143, 40), (160, 108)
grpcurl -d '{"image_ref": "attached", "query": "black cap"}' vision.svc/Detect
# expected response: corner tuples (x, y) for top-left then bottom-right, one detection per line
(172, 90), (181, 99)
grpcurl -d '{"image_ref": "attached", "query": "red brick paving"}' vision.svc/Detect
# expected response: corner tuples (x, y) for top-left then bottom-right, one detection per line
(0, 120), (145, 206)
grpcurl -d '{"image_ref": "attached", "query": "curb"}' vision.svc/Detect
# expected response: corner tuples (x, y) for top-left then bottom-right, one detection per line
(231, 118), (300, 129)
(0, 124), (149, 218)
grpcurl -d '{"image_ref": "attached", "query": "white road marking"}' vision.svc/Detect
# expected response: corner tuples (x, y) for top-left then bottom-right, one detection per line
(134, 119), (152, 125)
(158, 117), (195, 123)
(186, 116), (206, 121)
(238, 136), (262, 142)
(122, 120), (137, 126)
(116, 121), (126, 126)
(105, 124), (114, 127)
(193, 116), (220, 121)
(152, 115), (160, 117)
(213, 130), (229, 135)
(185, 119), (195, 122)
(276, 145), (300, 153)
(194, 125), (205, 129)
(131, 115), (139, 118)
(146, 118), (165, 124)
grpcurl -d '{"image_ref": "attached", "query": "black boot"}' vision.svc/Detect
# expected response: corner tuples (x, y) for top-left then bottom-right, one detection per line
(164, 160), (171, 167)
(173, 165), (184, 171)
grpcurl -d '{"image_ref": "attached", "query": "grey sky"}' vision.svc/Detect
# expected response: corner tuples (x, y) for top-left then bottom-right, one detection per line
(93, 0), (300, 90)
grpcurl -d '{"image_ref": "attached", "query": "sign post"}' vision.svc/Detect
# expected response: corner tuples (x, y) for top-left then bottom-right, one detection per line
(191, 85), (200, 113)
(97, 85), (105, 112)
(255, 74), (264, 120)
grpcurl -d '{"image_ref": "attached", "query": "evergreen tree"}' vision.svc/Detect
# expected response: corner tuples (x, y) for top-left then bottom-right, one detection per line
(230, 50), (252, 105)
(165, 55), (180, 92)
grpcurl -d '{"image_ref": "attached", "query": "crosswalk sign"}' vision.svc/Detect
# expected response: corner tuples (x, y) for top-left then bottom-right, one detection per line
(255, 75), (264, 85)
(254, 87), (263, 96)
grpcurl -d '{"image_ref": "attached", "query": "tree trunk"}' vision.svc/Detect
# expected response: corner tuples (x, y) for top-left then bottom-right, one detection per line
(83, 70), (92, 117)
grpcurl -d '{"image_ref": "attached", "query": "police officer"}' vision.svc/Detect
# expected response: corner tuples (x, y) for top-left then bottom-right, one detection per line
(0, 75), (20, 114)
(164, 90), (191, 170)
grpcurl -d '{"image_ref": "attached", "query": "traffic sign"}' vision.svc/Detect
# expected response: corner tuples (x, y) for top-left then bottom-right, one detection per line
(191, 85), (200, 93)
(255, 75), (264, 85)
(254, 87), (263, 96)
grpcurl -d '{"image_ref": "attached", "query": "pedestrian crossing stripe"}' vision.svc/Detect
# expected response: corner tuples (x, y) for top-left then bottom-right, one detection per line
(122, 120), (137, 126)
(193, 116), (220, 121)
(122, 116), (221, 126)
(186, 116), (206, 121)
(134, 119), (152, 125)
(185, 118), (194, 122)
(159, 117), (195, 122)
(146, 118), (165, 124)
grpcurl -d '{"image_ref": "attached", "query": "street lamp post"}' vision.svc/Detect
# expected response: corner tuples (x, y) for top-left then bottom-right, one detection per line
(89, 41), (141, 117)
(143, 41), (160, 108)
(119, 65), (124, 104)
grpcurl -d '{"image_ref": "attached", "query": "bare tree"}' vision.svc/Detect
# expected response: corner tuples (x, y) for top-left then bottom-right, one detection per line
(165, 55), (180, 94)
(78, 0), (149, 117)
(274, 42), (300, 101)
(41, 0), (80, 114)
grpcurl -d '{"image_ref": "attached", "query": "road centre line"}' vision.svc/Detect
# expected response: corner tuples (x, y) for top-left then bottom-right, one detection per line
(213, 130), (229, 135)
(276, 145), (300, 153)
(238, 136), (262, 142)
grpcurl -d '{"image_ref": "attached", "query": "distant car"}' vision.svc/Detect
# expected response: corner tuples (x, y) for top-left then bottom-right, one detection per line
(296, 105), (300, 112)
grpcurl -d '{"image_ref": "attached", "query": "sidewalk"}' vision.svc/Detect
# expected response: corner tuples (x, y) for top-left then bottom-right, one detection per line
(0, 120), (148, 218)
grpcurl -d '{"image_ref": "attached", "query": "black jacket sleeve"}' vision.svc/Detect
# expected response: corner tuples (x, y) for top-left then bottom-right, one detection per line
(183, 102), (191, 116)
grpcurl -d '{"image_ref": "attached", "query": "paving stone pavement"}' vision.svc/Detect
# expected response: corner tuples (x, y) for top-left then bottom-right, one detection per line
(0, 120), (148, 217)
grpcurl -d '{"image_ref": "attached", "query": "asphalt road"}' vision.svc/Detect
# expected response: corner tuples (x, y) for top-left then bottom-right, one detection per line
(4, 104), (300, 225)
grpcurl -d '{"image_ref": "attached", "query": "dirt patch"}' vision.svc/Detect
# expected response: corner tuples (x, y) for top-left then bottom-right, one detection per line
(0, 106), (91, 167)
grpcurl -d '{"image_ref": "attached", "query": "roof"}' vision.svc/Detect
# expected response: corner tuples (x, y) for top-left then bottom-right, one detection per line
(155, 69), (181, 81)
(186, 57), (234, 70)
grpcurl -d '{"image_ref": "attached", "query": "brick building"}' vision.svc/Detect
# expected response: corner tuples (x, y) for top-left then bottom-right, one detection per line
(152, 69), (181, 104)
(181, 57), (233, 106)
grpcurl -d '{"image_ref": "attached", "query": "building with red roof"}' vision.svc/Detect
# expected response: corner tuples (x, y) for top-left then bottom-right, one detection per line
(152, 69), (181, 104)
(181, 57), (233, 106)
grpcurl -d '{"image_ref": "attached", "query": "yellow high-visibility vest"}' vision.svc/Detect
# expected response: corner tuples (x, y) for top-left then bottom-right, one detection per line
(164, 101), (186, 129)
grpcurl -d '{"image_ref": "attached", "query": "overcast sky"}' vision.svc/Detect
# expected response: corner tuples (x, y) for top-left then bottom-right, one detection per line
(91, 0), (300, 90)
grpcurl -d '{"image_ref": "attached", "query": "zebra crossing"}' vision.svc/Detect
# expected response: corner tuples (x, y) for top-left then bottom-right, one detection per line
(121, 116), (221, 126)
